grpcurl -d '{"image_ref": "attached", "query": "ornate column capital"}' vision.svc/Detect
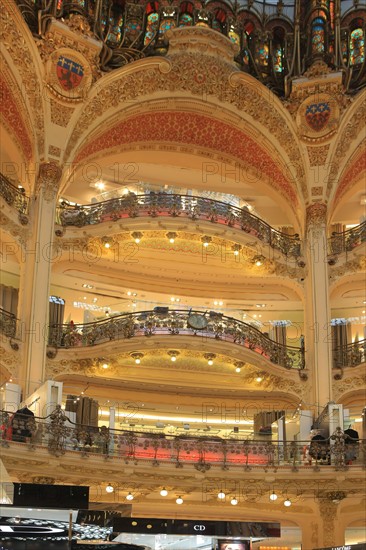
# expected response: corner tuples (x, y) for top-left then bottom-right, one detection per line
(36, 162), (62, 202)
(306, 202), (327, 228)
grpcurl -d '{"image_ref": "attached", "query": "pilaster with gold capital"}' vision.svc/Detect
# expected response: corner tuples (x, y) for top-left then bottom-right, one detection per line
(304, 202), (333, 414)
(16, 162), (62, 397)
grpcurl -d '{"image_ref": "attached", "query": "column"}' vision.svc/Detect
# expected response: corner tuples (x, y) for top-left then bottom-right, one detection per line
(17, 162), (62, 397)
(304, 203), (333, 415)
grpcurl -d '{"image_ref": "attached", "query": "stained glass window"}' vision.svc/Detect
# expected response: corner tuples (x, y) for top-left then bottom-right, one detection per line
(107, 11), (124, 44)
(255, 41), (269, 66)
(312, 17), (325, 54)
(350, 28), (365, 66)
(273, 45), (283, 72)
(228, 30), (240, 46)
(144, 12), (159, 45)
(179, 13), (193, 26)
(125, 19), (142, 42)
(212, 20), (222, 32)
(159, 18), (176, 35)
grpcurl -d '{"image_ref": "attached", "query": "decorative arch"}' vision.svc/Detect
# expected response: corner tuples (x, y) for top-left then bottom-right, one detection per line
(1, 0), (46, 164)
(74, 109), (299, 208)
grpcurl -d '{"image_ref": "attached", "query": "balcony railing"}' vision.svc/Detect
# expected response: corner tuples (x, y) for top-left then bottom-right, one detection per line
(48, 309), (305, 370)
(1, 407), (363, 472)
(333, 339), (366, 370)
(56, 194), (302, 258)
(0, 308), (17, 339)
(0, 172), (29, 224)
(328, 221), (366, 256)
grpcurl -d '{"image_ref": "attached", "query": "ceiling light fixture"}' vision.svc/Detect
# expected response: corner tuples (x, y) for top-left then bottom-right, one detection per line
(101, 236), (113, 249)
(168, 350), (180, 362)
(269, 491), (278, 501)
(201, 236), (212, 247)
(131, 352), (144, 365)
(230, 497), (238, 505)
(166, 232), (177, 244)
(232, 244), (242, 256)
(106, 484), (114, 493)
(284, 498), (292, 507)
(204, 353), (216, 366)
(218, 490), (226, 500)
(176, 496), (183, 504)
(256, 376), (263, 382)
(160, 488), (168, 497)
(126, 492), (134, 501)
(253, 255), (265, 267)
(131, 231), (143, 244)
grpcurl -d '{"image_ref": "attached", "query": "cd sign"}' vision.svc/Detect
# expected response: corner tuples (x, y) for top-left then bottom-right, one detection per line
(194, 525), (206, 531)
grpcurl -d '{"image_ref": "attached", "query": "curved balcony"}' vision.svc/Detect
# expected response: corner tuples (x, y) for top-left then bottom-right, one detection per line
(1, 407), (364, 472)
(48, 309), (305, 371)
(0, 308), (17, 339)
(0, 172), (29, 224)
(333, 338), (366, 374)
(328, 221), (366, 257)
(56, 194), (302, 259)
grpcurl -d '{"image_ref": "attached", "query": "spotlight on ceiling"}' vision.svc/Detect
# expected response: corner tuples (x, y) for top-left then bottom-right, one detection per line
(101, 236), (113, 249)
(204, 353), (216, 366)
(131, 231), (143, 244)
(166, 232), (177, 244)
(201, 235), (212, 247)
(130, 352), (144, 365)
(168, 350), (180, 362)
(253, 255), (265, 267)
(232, 244), (242, 256)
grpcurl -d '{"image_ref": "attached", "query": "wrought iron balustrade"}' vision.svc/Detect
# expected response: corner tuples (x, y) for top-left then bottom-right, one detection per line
(1, 407), (363, 472)
(328, 221), (366, 256)
(0, 308), (17, 339)
(333, 338), (366, 369)
(0, 173), (29, 224)
(56, 194), (302, 258)
(48, 308), (305, 370)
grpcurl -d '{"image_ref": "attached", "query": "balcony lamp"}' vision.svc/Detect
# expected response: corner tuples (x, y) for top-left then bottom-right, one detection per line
(132, 231), (143, 244)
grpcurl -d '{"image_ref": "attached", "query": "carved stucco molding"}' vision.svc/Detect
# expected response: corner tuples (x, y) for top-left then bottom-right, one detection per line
(0, 3), (45, 156)
(36, 162), (63, 202)
(64, 29), (305, 202)
(333, 374), (366, 401)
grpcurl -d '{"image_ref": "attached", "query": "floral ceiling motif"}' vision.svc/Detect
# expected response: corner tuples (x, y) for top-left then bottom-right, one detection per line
(335, 144), (366, 203)
(0, 69), (33, 161)
(75, 111), (298, 207)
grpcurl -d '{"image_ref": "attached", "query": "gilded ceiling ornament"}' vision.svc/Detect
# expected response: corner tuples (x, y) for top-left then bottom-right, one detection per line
(307, 145), (330, 167)
(37, 162), (62, 202)
(306, 203), (327, 227)
(50, 99), (75, 127)
(297, 94), (339, 143)
(0, 5), (45, 155)
(46, 48), (93, 102)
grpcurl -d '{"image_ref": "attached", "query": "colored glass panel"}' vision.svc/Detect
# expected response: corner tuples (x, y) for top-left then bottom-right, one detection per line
(255, 41), (269, 66)
(312, 17), (325, 54)
(125, 18), (142, 41)
(159, 19), (176, 35)
(350, 28), (365, 66)
(274, 45), (283, 72)
(107, 13), (124, 44)
(144, 12), (159, 45)
(228, 30), (240, 46)
(242, 49), (250, 66)
(179, 13), (193, 26)
(212, 20), (222, 32)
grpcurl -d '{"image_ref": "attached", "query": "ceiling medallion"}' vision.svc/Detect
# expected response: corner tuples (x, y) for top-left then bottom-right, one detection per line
(46, 48), (92, 102)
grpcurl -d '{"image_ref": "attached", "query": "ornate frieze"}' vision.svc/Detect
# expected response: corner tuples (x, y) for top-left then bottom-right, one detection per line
(306, 203), (327, 227)
(36, 162), (62, 202)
